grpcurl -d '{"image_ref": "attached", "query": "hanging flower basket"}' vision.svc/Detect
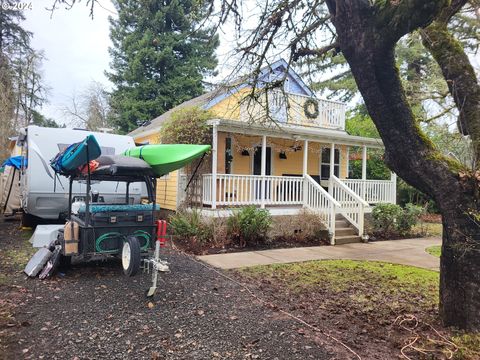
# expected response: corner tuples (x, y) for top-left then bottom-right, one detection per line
(303, 98), (319, 119)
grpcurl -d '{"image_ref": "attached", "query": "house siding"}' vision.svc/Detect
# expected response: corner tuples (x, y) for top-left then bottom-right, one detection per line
(228, 133), (348, 179)
(131, 132), (178, 211)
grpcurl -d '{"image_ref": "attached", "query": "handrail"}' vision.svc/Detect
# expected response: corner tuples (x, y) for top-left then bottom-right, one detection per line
(304, 175), (339, 244)
(341, 178), (396, 204)
(330, 175), (367, 237)
(305, 175), (341, 207)
(331, 176), (369, 207)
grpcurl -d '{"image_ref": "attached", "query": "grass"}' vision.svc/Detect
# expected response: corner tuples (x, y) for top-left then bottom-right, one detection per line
(413, 221), (443, 237)
(0, 228), (35, 276)
(426, 245), (441, 257)
(243, 259), (439, 305)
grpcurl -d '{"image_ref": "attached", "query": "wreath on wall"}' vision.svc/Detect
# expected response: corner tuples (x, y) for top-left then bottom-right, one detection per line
(303, 98), (319, 119)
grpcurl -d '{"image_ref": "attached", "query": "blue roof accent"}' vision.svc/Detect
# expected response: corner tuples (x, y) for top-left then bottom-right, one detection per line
(203, 59), (314, 110)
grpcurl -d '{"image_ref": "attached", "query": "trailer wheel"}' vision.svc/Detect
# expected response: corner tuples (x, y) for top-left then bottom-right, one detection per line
(122, 236), (141, 276)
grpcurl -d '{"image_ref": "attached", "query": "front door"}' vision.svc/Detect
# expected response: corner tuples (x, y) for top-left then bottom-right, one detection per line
(253, 147), (272, 200)
(253, 146), (271, 175)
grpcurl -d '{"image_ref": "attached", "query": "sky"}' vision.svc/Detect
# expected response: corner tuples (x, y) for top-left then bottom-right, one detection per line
(23, 0), (117, 124)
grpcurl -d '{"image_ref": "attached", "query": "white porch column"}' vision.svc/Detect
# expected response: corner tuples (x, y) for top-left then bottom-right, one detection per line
(361, 145), (367, 199)
(390, 172), (397, 204)
(303, 140), (309, 176)
(260, 135), (267, 209)
(211, 123), (218, 210)
(361, 145), (367, 180)
(329, 143), (335, 178)
(302, 140), (309, 207)
(346, 146), (350, 178)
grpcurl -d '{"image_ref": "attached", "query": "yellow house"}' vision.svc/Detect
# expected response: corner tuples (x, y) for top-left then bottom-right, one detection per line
(129, 60), (396, 245)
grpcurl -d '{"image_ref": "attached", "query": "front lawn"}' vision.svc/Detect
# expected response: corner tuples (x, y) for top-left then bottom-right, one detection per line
(426, 245), (442, 257)
(236, 260), (479, 359)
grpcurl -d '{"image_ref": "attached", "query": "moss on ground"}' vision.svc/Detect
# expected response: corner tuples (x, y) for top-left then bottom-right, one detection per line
(452, 333), (480, 360)
(426, 245), (442, 258)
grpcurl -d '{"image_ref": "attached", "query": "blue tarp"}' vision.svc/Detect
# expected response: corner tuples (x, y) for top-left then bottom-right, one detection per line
(1, 156), (26, 170)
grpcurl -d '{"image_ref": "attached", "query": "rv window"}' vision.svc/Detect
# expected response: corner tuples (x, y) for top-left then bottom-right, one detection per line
(58, 144), (115, 155)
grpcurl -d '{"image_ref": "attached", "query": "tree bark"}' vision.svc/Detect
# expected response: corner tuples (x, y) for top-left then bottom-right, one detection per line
(422, 4), (480, 162)
(325, 0), (480, 330)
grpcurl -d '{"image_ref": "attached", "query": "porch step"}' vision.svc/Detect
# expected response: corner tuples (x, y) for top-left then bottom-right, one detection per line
(335, 220), (350, 228)
(335, 227), (358, 236)
(335, 235), (362, 245)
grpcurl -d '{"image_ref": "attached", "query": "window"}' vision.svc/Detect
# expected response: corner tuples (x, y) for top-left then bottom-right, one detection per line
(320, 148), (340, 180)
(225, 137), (232, 174)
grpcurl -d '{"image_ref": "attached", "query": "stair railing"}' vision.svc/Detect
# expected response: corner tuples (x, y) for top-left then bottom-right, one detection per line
(329, 175), (369, 238)
(303, 175), (340, 244)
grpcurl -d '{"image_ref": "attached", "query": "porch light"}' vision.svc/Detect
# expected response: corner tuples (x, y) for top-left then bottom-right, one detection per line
(241, 150), (250, 156)
(279, 151), (287, 159)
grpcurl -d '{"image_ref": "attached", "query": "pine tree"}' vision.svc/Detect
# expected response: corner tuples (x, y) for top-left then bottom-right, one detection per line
(107, 0), (219, 133)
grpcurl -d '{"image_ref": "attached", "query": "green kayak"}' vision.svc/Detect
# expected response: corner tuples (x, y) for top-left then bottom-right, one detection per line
(123, 144), (211, 177)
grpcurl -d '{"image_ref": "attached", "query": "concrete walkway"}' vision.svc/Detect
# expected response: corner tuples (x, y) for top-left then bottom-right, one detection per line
(198, 237), (441, 270)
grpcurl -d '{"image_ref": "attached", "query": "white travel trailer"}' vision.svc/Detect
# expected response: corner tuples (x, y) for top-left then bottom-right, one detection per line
(17, 126), (142, 223)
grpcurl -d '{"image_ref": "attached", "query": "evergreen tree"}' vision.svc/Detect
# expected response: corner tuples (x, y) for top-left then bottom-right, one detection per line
(107, 0), (219, 133)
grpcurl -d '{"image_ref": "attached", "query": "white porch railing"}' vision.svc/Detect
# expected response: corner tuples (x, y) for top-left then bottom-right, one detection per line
(239, 91), (346, 130)
(342, 179), (396, 204)
(304, 175), (340, 244)
(203, 174), (304, 207)
(329, 175), (369, 237)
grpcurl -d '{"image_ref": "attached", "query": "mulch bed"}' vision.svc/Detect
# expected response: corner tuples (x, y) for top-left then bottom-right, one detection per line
(174, 237), (329, 256)
(420, 213), (442, 224)
(0, 219), (347, 360)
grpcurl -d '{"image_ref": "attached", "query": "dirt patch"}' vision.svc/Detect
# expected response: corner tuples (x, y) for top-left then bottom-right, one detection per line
(0, 219), (341, 360)
(234, 261), (477, 360)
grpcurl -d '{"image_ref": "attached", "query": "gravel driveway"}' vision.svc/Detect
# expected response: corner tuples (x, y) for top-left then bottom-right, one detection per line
(0, 220), (338, 360)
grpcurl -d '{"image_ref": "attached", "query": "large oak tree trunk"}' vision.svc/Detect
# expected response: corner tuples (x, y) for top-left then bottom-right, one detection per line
(440, 204), (480, 329)
(325, 0), (480, 330)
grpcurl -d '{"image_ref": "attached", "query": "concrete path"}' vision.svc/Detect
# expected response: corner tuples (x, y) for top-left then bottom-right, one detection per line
(198, 237), (441, 271)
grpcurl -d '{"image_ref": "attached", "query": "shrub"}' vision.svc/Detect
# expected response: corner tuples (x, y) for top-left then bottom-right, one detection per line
(227, 206), (272, 247)
(160, 107), (212, 145)
(371, 203), (425, 238)
(371, 203), (403, 237)
(169, 210), (214, 252)
(397, 203), (424, 235)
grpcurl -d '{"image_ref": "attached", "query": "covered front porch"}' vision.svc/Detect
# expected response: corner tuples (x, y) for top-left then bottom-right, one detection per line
(180, 119), (397, 244)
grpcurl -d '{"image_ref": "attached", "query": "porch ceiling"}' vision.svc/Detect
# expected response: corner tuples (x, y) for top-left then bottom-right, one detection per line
(209, 119), (384, 148)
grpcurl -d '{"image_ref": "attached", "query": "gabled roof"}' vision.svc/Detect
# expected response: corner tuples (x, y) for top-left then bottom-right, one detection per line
(128, 59), (314, 138)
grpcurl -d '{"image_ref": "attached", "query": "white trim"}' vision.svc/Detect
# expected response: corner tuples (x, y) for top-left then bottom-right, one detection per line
(346, 146), (350, 178)
(212, 124), (218, 209)
(302, 140), (308, 176)
(362, 145), (367, 181)
(209, 119), (384, 148)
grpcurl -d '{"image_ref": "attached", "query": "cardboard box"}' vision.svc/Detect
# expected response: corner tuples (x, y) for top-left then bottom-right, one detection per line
(63, 221), (79, 255)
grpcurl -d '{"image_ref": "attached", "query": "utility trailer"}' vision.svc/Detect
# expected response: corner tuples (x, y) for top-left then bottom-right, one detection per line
(58, 155), (159, 276)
